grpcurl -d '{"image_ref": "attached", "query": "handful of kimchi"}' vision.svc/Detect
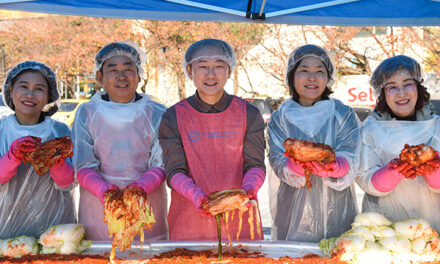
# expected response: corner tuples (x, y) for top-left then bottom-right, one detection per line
(23, 136), (73, 176)
(104, 186), (155, 263)
(202, 188), (262, 241)
(202, 188), (249, 216)
(399, 144), (437, 168)
(284, 138), (336, 189)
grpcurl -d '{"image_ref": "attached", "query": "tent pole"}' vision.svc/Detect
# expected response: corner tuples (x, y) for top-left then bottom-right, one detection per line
(164, 0), (246, 17)
(246, 0), (252, 18)
(259, 0), (266, 17)
(265, 0), (359, 18)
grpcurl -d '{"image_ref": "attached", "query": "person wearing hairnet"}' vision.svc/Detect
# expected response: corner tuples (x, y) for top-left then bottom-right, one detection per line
(268, 44), (361, 242)
(159, 39), (266, 240)
(72, 41), (168, 240)
(0, 61), (75, 239)
(356, 55), (440, 230)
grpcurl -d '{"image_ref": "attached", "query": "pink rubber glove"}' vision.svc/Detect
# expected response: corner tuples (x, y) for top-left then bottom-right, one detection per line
(49, 158), (74, 188)
(241, 167), (265, 200)
(286, 158), (307, 177)
(10, 136), (41, 161)
(371, 160), (407, 192)
(77, 167), (119, 204)
(170, 172), (212, 217)
(306, 157), (350, 178)
(421, 160), (440, 189)
(127, 167), (165, 194)
(0, 151), (22, 184)
(0, 136), (41, 184)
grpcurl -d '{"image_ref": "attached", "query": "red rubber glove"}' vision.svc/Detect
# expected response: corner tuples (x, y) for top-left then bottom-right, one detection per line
(170, 172), (212, 217)
(305, 157), (349, 178)
(127, 167), (165, 194)
(372, 159), (412, 192)
(77, 167), (119, 205)
(10, 136), (41, 161)
(241, 167), (265, 200)
(49, 158), (75, 188)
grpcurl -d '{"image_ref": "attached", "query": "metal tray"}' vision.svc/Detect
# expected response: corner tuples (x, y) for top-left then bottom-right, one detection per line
(84, 240), (324, 260)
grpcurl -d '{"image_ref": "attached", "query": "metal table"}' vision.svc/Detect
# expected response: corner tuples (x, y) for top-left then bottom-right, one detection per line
(84, 240), (324, 260)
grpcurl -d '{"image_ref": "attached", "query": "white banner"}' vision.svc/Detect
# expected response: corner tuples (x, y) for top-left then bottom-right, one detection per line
(332, 75), (376, 108)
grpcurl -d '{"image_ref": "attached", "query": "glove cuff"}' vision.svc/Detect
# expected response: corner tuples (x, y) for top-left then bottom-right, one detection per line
(372, 166), (404, 193)
(50, 161), (74, 188)
(425, 168), (440, 189)
(136, 167), (166, 194)
(77, 167), (110, 203)
(171, 172), (207, 207)
(330, 157), (350, 178)
(241, 167), (265, 195)
(286, 159), (306, 177)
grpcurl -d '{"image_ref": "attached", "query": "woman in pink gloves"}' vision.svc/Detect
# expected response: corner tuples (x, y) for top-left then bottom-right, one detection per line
(0, 61), (75, 239)
(267, 44), (361, 242)
(72, 41), (168, 240)
(159, 39), (266, 240)
(356, 55), (440, 231)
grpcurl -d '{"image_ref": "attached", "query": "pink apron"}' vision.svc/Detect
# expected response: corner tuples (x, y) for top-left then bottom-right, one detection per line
(168, 96), (262, 240)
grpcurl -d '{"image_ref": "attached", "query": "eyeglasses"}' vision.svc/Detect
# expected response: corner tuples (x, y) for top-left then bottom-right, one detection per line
(384, 82), (417, 96)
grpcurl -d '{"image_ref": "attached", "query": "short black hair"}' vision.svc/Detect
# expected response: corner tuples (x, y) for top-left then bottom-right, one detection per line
(286, 59), (333, 102)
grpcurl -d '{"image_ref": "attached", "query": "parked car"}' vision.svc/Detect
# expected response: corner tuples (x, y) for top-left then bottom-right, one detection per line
(429, 96), (440, 116)
(244, 98), (273, 124)
(52, 99), (89, 127)
(353, 106), (372, 122)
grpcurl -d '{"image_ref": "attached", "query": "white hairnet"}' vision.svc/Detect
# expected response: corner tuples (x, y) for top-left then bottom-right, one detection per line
(183, 38), (236, 77)
(370, 55), (422, 97)
(94, 41), (146, 77)
(284, 44), (335, 88)
(71, 92), (168, 241)
(267, 98), (360, 242)
(2, 61), (59, 116)
(0, 115), (75, 239)
(356, 113), (440, 232)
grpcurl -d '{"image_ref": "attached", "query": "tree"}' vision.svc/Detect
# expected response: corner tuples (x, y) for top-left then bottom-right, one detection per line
(137, 21), (264, 100)
(248, 25), (426, 94)
(0, 15), (135, 96)
(309, 26), (421, 75)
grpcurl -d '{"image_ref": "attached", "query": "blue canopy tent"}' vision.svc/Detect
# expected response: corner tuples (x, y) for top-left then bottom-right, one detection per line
(0, 0), (440, 26)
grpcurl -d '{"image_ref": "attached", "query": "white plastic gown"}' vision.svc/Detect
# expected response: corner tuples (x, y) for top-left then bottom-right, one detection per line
(72, 92), (168, 241)
(268, 98), (361, 242)
(356, 110), (440, 231)
(0, 114), (75, 239)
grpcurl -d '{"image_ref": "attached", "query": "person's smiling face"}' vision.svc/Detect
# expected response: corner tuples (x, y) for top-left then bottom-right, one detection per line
(186, 49), (230, 105)
(97, 55), (140, 103)
(11, 71), (49, 125)
(293, 56), (328, 106)
(384, 70), (418, 118)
